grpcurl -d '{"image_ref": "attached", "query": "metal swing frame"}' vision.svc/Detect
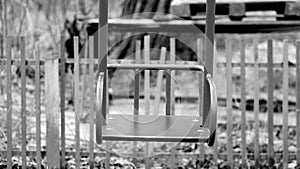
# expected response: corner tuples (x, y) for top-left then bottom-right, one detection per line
(95, 0), (217, 147)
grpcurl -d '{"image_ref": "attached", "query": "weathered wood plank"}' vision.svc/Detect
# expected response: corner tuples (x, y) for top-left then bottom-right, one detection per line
(267, 40), (274, 166)
(6, 37), (12, 169)
(60, 36), (66, 169)
(285, 2), (300, 16)
(108, 18), (300, 34)
(240, 39), (247, 166)
(20, 37), (27, 169)
(282, 39), (289, 168)
(35, 42), (42, 169)
(79, 44), (88, 122)
(253, 39), (260, 168)
(226, 39), (233, 167)
(229, 3), (245, 17)
(153, 47), (166, 114)
(45, 57), (60, 168)
(88, 36), (95, 169)
(74, 37), (81, 169)
(170, 3), (191, 18)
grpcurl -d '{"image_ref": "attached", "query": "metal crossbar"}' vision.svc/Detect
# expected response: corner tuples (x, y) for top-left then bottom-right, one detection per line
(107, 64), (204, 71)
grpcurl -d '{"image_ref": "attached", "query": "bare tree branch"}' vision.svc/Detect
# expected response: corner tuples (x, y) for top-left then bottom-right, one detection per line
(16, 0), (29, 42)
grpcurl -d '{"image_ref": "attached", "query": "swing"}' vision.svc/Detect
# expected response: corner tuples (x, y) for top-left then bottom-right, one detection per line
(96, 0), (217, 147)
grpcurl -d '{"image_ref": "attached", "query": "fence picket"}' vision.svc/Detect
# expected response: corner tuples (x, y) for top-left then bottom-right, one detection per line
(213, 38), (218, 164)
(3, 35), (297, 168)
(253, 39), (260, 168)
(74, 37), (81, 169)
(153, 47), (166, 114)
(60, 36), (66, 169)
(134, 41), (141, 116)
(133, 41), (141, 160)
(170, 38), (176, 115)
(6, 37), (12, 169)
(240, 39), (247, 166)
(144, 35), (152, 169)
(226, 39), (233, 167)
(88, 36), (95, 169)
(296, 41), (300, 164)
(105, 142), (111, 169)
(282, 40), (289, 168)
(144, 35), (151, 115)
(267, 40), (274, 166)
(80, 43), (88, 120)
(45, 57), (60, 168)
(35, 42), (42, 169)
(20, 37), (27, 169)
(166, 71), (171, 116)
(170, 38), (177, 169)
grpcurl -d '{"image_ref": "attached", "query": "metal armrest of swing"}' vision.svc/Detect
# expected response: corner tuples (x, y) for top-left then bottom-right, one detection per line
(96, 72), (105, 115)
(206, 74), (217, 147)
(96, 72), (105, 144)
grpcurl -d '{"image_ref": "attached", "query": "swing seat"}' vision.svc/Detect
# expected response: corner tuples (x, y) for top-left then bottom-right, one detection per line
(101, 114), (210, 143)
(96, 64), (217, 146)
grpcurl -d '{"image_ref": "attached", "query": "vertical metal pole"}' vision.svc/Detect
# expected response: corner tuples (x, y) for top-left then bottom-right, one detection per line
(98, 0), (108, 120)
(205, 0), (216, 75)
(203, 0), (216, 127)
(98, 1), (110, 168)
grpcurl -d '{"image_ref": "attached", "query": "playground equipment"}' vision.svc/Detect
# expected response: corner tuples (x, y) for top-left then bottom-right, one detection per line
(3, 23), (300, 169)
(171, 0), (300, 21)
(95, 0), (217, 147)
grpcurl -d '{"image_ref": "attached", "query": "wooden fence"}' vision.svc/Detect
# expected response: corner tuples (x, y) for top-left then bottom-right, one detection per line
(1, 35), (300, 168)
